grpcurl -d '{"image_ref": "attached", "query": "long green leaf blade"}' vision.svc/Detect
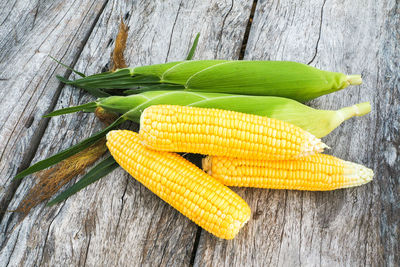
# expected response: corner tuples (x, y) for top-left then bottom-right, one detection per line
(186, 33), (200, 60)
(47, 156), (119, 206)
(44, 102), (97, 117)
(58, 69), (161, 90)
(15, 117), (126, 180)
(56, 75), (111, 97)
(49, 55), (86, 78)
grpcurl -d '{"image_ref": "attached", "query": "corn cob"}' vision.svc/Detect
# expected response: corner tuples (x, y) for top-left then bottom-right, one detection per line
(139, 105), (328, 160)
(60, 60), (362, 102)
(203, 154), (373, 191)
(106, 130), (251, 239)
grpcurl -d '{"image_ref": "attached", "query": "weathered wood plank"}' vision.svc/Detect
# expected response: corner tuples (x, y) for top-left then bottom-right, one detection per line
(0, 0), (108, 222)
(194, 0), (399, 266)
(0, 0), (252, 266)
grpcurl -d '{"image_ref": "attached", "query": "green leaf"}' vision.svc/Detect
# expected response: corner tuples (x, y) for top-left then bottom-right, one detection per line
(56, 75), (111, 97)
(60, 69), (161, 90)
(15, 117), (126, 180)
(47, 156), (119, 206)
(48, 55), (86, 77)
(44, 102), (98, 117)
(186, 33), (200, 60)
(56, 75), (71, 84)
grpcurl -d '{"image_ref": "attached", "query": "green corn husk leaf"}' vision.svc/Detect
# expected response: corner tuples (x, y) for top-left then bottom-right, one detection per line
(47, 156), (119, 206)
(186, 33), (200, 60)
(49, 90), (371, 138)
(185, 61), (361, 102)
(49, 55), (86, 78)
(56, 76), (111, 97)
(57, 69), (161, 90)
(58, 60), (362, 102)
(119, 92), (371, 137)
(44, 102), (97, 117)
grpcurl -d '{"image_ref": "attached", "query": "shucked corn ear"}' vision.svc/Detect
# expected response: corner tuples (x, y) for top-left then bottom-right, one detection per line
(47, 91), (371, 138)
(203, 154), (373, 190)
(60, 60), (362, 102)
(106, 130), (251, 239)
(139, 105), (328, 160)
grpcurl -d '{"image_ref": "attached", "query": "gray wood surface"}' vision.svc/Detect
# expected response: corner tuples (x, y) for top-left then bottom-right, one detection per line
(0, 0), (252, 266)
(0, 0), (109, 213)
(0, 0), (398, 266)
(0, 0), (108, 237)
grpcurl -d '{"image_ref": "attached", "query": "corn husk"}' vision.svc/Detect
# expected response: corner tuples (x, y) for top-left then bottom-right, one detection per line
(59, 60), (362, 102)
(96, 91), (370, 138)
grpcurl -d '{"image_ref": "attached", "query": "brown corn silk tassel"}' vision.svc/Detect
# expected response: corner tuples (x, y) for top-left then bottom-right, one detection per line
(16, 110), (118, 216)
(111, 18), (128, 71)
(17, 20), (129, 216)
(16, 139), (108, 215)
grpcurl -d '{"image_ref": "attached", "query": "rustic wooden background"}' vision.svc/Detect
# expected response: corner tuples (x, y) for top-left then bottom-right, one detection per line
(0, 0), (398, 266)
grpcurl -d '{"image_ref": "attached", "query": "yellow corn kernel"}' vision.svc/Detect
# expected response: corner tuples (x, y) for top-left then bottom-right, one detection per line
(203, 154), (373, 191)
(106, 130), (251, 239)
(139, 105), (327, 160)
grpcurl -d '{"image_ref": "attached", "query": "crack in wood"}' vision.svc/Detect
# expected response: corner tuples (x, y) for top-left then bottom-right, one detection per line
(189, 226), (202, 267)
(115, 176), (129, 234)
(81, 228), (92, 266)
(239, 0), (258, 59)
(30, 2), (39, 31)
(165, 1), (183, 62)
(307, 0), (326, 65)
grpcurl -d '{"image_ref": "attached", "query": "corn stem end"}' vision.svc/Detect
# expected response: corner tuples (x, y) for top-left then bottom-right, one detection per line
(347, 75), (362, 85)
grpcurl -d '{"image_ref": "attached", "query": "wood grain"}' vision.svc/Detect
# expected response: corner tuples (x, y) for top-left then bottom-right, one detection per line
(0, 0), (252, 266)
(0, 0), (108, 225)
(194, 0), (399, 266)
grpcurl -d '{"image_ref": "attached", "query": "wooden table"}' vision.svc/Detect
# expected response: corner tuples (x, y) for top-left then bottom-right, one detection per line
(0, 0), (398, 266)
